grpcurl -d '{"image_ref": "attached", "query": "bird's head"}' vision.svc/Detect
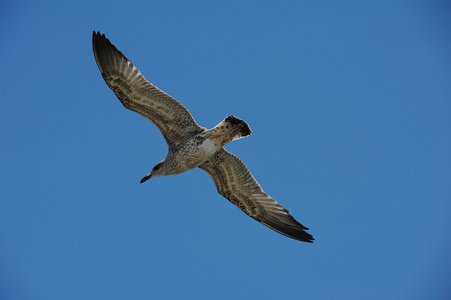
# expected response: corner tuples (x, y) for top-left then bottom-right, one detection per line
(140, 160), (166, 183)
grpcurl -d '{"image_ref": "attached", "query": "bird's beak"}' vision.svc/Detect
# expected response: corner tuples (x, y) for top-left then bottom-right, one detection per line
(140, 173), (152, 184)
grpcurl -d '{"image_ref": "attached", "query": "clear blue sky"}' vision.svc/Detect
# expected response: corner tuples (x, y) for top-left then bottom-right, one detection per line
(1, 1), (450, 299)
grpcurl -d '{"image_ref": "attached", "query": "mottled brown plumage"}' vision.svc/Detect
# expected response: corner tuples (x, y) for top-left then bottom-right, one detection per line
(92, 31), (203, 146)
(92, 31), (314, 242)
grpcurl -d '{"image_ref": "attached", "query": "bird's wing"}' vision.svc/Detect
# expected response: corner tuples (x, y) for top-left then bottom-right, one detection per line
(199, 149), (314, 242)
(92, 31), (203, 146)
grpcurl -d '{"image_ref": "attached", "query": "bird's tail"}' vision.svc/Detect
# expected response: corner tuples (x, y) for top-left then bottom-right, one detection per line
(206, 115), (252, 145)
(223, 115), (252, 141)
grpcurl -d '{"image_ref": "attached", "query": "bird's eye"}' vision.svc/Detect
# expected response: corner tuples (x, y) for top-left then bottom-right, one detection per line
(153, 163), (161, 170)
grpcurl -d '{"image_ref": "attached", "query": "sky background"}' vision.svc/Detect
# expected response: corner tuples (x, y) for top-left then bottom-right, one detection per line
(1, 1), (450, 299)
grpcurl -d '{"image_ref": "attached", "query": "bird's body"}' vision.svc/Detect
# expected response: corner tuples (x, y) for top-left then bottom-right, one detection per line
(92, 31), (314, 242)
(141, 116), (251, 181)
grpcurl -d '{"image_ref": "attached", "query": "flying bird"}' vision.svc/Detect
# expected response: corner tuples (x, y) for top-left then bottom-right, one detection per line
(92, 31), (314, 242)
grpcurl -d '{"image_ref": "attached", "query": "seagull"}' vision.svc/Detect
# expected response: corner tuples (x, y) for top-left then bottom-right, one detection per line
(92, 31), (314, 242)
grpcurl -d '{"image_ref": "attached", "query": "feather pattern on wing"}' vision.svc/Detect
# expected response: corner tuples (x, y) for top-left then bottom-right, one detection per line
(199, 149), (314, 242)
(92, 31), (204, 146)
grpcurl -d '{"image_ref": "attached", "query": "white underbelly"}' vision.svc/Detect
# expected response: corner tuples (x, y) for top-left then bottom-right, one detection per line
(199, 138), (221, 157)
(170, 138), (222, 174)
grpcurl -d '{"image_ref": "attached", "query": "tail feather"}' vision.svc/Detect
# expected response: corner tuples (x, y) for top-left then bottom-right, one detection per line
(224, 115), (252, 141)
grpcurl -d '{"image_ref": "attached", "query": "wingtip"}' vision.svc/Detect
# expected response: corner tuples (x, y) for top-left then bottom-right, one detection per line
(305, 235), (315, 243)
(92, 31), (107, 48)
(299, 225), (316, 243)
(294, 231), (315, 243)
(272, 227), (314, 243)
(92, 30), (101, 41)
(261, 219), (315, 243)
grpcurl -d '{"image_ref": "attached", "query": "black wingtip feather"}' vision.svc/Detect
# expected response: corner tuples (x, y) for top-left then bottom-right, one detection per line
(92, 30), (125, 76)
(260, 214), (314, 242)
